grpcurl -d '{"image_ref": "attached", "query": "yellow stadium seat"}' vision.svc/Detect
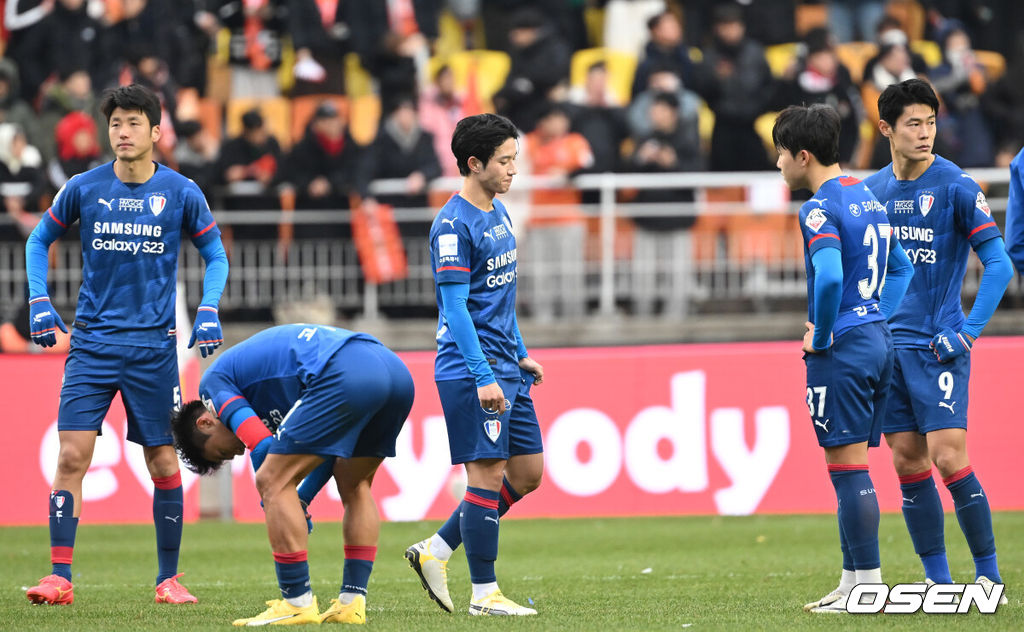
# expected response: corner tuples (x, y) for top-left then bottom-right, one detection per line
(345, 53), (375, 98)
(226, 97), (293, 150)
(765, 43), (799, 77)
(754, 111), (779, 156)
(910, 40), (941, 68)
(426, 50), (511, 112)
(836, 41), (879, 85)
(570, 47), (638, 105)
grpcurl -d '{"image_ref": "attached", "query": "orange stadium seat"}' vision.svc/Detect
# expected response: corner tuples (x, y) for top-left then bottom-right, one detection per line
(795, 2), (828, 37)
(886, 0), (926, 41)
(290, 94), (349, 143)
(197, 98), (224, 144)
(570, 47), (638, 105)
(226, 97), (292, 150)
(974, 50), (1006, 81)
(348, 94), (381, 146)
(345, 52), (374, 98)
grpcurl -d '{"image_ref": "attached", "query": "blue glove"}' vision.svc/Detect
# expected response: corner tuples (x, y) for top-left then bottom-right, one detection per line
(930, 328), (972, 363)
(28, 296), (67, 347)
(249, 437), (270, 472)
(188, 305), (223, 358)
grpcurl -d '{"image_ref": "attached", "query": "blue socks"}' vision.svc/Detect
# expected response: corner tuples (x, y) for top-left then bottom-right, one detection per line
(273, 551), (311, 599)
(438, 477), (521, 551)
(342, 546), (376, 596)
(152, 473), (184, 584)
(48, 490), (77, 581)
(899, 470), (952, 583)
(461, 486), (499, 584)
(829, 465), (880, 570)
(945, 466), (1000, 581)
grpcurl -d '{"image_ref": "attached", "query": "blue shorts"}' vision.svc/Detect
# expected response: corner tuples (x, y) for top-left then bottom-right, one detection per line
(436, 371), (543, 464)
(58, 338), (181, 446)
(804, 320), (893, 448)
(268, 339), (414, 459)
(882, 348), (970, 434)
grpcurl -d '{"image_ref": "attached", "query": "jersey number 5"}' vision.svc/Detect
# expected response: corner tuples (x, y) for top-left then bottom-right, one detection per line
(858, 224), (891, 300)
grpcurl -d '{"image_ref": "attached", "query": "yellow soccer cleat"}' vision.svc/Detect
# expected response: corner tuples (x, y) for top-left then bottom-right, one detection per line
(320, 595), (366, 624)
(231, 597), (320, 626)
(468, 590), (537, 616)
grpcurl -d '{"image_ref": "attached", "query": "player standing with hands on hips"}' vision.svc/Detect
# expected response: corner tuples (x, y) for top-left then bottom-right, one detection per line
(772, 103), (914, 613)
(406, 113), (545, 616)
(861, 79), (1013, 599)
(25, 84), (228, 606)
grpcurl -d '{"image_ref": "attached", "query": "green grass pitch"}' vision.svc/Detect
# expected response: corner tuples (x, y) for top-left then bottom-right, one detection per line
(2, 512), (1022, 630)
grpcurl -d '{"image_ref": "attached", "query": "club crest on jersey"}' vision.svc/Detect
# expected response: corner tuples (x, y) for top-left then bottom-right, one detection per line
(148, 193), (167, 216)
(805, 207), (827, 232)
(918, 192), (935, 217)
(976, 191), (991, 216)
(849, 203), (861, 217)
(483, 418), (501, 443)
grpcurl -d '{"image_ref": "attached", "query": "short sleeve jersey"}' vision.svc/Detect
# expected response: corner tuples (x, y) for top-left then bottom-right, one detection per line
(864, 155), (1002, 348)
(799, 175), (891, 339)
(429, 194), (519, 381)
(41, 162), (221, 348)
(198, 324), (377, 431)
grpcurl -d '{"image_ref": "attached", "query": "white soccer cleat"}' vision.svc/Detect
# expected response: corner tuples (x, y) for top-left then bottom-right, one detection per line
(809, 591), (849, 614)
(468, 590), (537, 616)
(803, 587), (846, 612)
(404, 539), (454, 612)
(977, 576), (1009, 606)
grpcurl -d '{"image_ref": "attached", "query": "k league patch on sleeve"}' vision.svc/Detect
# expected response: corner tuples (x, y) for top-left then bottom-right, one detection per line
(976, 191), (991, 216)
(438, 233), (458, 257)
(805, 208), (827, 232)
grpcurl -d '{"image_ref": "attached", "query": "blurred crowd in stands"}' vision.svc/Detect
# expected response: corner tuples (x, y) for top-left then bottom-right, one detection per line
(1, 0), (1023, 317)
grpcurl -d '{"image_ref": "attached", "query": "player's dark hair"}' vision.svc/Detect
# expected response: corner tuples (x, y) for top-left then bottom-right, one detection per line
(170, 400), (222, 476)
(877, 78), (938, 127)
(451, 113), (518, 177)
(771, 103), (841, 166)
(100, 84), (161, 128)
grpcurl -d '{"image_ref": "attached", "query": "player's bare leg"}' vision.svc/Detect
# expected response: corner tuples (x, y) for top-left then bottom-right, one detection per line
(320, 457), (384, 624)
(256, 453), (322, 554)
(27, 430), (96, 605)
(504, 452), (543, 498)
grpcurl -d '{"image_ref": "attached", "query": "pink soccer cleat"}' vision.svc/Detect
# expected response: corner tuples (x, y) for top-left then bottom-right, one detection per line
(155, 573), (198, 604)
(27, 574), (74, 605)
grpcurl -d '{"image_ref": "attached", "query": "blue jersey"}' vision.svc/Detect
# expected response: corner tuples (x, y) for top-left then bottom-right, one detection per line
(198, 324), (376, 432)
(1005, 147), (1024, 273)
(429, 194), (519, 381)
(799, 175), (891, 338)
(40, 162), (220, 348)
(864, 155), (1002, 348)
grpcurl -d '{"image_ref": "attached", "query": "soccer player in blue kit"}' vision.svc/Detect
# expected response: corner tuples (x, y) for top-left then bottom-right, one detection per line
(24, 84), (228, 605)
(1005, 145), (1024, 274)
(405, 113), (544, 616)
(171, 324), (414, 625)
(862, 79), (1013, 600)
(772, 104), (915, 614)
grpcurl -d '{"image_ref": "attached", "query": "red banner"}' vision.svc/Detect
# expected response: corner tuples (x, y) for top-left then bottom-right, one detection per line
(3, 339), (1022, 525)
